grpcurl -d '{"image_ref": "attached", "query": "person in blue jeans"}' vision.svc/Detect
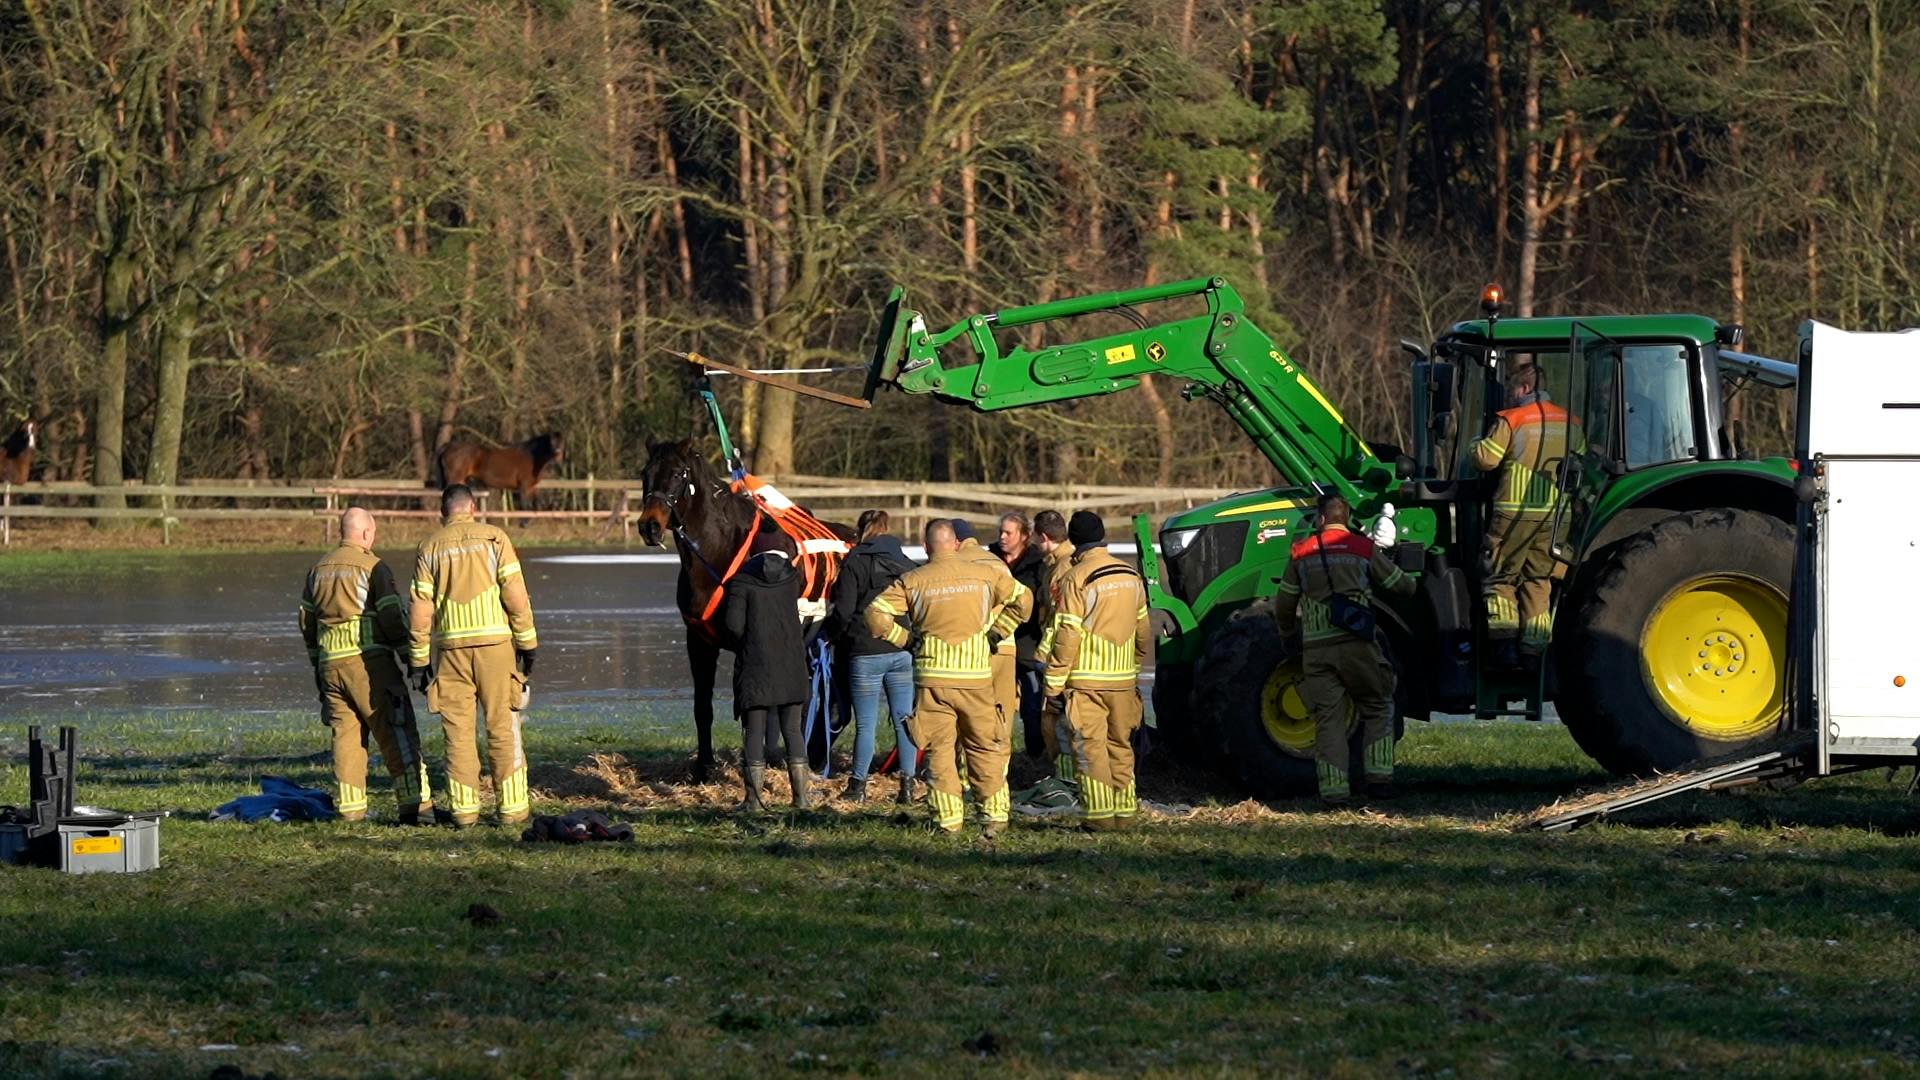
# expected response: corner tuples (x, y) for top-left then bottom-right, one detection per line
(827, 509), (919, 803)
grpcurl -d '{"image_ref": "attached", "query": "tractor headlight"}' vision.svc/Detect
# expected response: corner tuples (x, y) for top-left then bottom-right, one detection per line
(1162, 527), (1201, 558)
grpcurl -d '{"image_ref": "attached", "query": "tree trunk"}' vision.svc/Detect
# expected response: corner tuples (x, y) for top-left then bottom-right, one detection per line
(92, 243), (133, 511)
(1516, 21), (1544, 317)
(1729, 0), (1751, 329)
(1482, 0), (1509, 276)
(145, 294), (201, 501)
(1139, 375), (1175, 488)
(407, 409), (429, 481)
(436, 223), (481, 452)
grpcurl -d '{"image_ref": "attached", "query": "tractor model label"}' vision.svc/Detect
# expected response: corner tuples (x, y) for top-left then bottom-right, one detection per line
(1104, 343), (1136, 364)
(1255, 526), (1288, 545)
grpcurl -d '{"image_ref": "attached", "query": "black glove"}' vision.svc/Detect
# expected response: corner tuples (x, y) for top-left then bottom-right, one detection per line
(986, 632), (1005, 652)
(1046, 694), (1067, 714)
(410, 665), (431, 694)
(903, 631), (924, 655)
(516, 649), (536, 677)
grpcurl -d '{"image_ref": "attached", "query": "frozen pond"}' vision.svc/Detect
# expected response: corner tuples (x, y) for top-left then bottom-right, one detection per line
(0, 550), (701, 725)
(0, 547), (1168, 732)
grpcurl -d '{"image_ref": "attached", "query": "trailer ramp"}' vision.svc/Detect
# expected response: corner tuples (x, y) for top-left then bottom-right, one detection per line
(1523, 740), (1812, 832)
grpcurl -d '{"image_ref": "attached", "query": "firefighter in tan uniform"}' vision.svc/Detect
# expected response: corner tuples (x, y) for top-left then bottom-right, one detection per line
(954, 520), (1032, 744)
(1472, 363), (1576, 666)
(1043, 512), (1150, 830)
(408, 485), (539, 827)
(1273, 494), (1416, 804)
(865, 520), (1027, 836)
(299, 507), (434, 823)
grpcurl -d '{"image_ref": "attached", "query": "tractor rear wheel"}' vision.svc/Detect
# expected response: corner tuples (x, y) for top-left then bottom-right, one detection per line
(1194, 602), (1407, 799)
(1555, 508), (1793, 775)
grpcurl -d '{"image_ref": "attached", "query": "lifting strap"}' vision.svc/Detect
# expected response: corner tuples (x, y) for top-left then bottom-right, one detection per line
(689, 475), (850, 630)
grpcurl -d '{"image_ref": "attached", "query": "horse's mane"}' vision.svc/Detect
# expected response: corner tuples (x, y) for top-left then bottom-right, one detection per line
(523, 432), (563, 474)
(2, 423), (29, 458)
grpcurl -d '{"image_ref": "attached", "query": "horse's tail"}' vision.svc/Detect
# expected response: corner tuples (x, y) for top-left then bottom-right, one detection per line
(427, 445), (445, 489)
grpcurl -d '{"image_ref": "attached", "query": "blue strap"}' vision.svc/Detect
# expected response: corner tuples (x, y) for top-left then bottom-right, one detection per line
(802, 636), (838, 776)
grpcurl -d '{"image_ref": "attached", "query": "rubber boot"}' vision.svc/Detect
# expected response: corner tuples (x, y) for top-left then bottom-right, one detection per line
(740, 766), (766, 813)
(788, 763), (813, 810)
(844, 776), (868, 804)
(896, 774), (915, 805)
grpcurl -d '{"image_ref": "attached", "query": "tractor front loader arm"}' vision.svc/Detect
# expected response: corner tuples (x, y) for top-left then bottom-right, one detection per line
(865, 276), (1393, 503)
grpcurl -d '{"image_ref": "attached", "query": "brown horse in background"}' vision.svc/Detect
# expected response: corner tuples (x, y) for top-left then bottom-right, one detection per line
(434, 432), (565, 510)
(1, 420), (35, 485)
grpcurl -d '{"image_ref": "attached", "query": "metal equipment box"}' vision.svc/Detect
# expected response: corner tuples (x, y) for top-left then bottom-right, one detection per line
(55, 817), (160, 875)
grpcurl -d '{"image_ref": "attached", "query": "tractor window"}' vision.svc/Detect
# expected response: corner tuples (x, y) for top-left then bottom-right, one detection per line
(1621, 345), (1694, 467)
(1457, 348), (1574, 478)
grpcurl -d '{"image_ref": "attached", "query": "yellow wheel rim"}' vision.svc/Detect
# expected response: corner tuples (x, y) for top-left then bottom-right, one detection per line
(1260, 655), (1324, 756)
(1640, 574), (1786, 741)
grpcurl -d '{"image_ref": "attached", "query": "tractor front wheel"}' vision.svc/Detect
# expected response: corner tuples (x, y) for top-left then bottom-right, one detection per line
(1555, 508), (1793, 775)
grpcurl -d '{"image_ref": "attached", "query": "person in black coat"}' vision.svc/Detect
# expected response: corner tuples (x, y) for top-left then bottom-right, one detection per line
(988, 511), (1051, 757)
(826, 509), (919, 803)
(722, 525), (813, 810)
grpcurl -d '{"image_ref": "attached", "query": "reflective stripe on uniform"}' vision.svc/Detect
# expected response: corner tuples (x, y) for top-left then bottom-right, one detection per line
(1485, 594), (1520, 635)
(497, 767), (529, 818)
(433, 584), (511, 644)
(914, 632), (994, 682)
(927, 787), (964, 831)
(1522, 610), (1553, 650)
(314, 616), (393, 663)
(979, 787), (1009, 825)
(1363, 736), (1394, 778)
(448, 776), (482, 819)
(1316, 761), (1349, 799)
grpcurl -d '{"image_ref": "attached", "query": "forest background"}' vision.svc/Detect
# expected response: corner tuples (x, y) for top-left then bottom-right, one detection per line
(4, 0), (1915, 499)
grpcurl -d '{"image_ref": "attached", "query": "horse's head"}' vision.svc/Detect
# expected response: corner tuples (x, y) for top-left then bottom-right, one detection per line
(4, 419), (34, 457)
(637, 438), (714, 547)
(526, 432), (564, 474)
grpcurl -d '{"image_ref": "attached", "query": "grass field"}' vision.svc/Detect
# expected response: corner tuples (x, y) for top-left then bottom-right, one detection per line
(4, 714), (1920, 1078)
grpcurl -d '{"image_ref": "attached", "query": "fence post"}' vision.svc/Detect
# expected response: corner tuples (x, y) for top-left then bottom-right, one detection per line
(587, 472), (596, 516)
(3, 481), (10, 546)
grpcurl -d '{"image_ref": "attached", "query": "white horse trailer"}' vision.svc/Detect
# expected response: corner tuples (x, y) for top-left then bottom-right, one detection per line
(1534, 320), (1920, 830)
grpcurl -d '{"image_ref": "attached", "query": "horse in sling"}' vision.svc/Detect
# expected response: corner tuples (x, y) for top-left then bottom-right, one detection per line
(637, 439), (853, 780)
(435, 432), (565, 512)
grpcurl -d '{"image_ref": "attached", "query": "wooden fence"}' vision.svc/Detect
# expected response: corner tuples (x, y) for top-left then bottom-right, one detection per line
(0, 474), (1241, 546)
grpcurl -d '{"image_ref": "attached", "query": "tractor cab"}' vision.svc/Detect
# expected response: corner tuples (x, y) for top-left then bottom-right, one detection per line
(1402, 287), (1798, 726)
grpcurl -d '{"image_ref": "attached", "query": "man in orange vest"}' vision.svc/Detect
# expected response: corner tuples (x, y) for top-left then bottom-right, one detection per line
(1472, 363), (1576, 667)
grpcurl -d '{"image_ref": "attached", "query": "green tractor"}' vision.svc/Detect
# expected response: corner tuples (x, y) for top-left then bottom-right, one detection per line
(863, 277), (1800, 794)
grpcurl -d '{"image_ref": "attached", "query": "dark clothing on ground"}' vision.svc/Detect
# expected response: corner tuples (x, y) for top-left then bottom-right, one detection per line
(521, 810), (635, 843)
(988, 542), (1050, 663)
(828, 536), (917, 657)
(722, 552), (810, 711)
(743, 704), (805, 768)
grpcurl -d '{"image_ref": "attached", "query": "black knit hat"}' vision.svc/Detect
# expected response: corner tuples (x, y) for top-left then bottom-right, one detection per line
(1067, 510), (1105, 546)
(950, 518), (975, 542)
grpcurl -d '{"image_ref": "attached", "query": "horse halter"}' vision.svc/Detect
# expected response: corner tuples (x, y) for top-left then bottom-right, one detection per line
(642, 461), (728, 526)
